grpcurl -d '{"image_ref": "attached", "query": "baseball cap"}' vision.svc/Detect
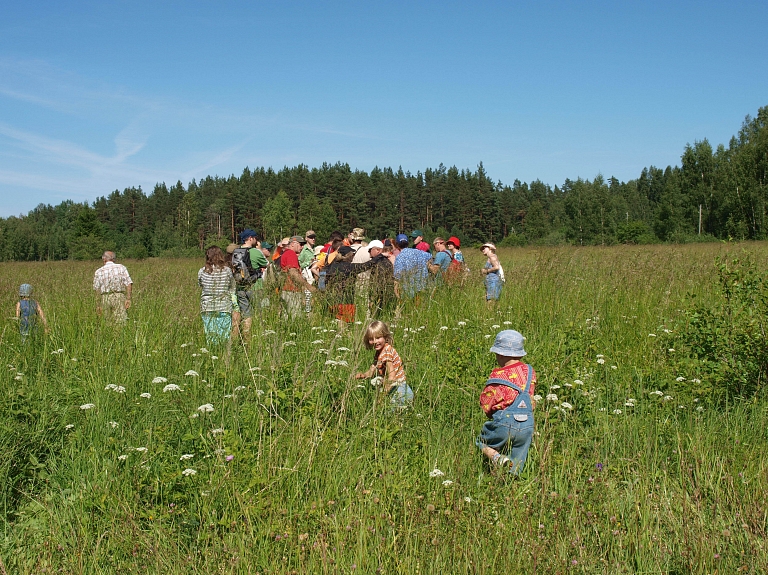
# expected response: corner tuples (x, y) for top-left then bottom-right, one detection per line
(290, 235), (306, 244)
(305, 230), (316, 239)
(261, 241), (274, 250)
(447, 236), (461, 248)
(490, 330), (527, 357)
(410, 229), (423, 238)
(239, 228), (259, 242)
(367, 240), (384, 251)
(396, 233), (408, 244)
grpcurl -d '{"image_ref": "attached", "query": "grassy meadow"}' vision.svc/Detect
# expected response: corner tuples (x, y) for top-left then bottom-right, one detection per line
(2, 243), (768, 574)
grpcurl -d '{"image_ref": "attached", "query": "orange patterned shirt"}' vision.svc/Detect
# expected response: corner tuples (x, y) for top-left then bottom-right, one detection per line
(375, 343), (405, 382)
(479, 362), (537, 417)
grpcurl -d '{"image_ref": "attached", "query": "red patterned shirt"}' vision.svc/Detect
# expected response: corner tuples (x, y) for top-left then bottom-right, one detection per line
(479, 362), (536, 417)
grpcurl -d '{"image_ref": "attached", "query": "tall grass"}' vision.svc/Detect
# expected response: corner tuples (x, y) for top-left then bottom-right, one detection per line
(1, 243), (767, 573)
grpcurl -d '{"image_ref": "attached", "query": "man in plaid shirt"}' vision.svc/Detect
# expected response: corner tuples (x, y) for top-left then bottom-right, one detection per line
(93, 251), (133, 323)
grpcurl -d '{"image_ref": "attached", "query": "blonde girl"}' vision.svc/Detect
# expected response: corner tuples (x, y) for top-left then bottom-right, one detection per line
(355, 321), (413, 408)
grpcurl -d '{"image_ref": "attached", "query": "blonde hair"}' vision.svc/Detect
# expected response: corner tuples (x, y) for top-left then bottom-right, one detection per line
(363, 321), (393, 349)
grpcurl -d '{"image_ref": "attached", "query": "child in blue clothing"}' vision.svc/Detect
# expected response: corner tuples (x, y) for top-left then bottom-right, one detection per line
(16, 284), (49, 341)
(477, 330), (536, 475)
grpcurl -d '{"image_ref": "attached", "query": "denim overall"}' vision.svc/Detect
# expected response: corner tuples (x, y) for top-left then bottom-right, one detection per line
(484, 262), (502, 300)
(18, 299), (37, 340)
(477, 365), (534, 474)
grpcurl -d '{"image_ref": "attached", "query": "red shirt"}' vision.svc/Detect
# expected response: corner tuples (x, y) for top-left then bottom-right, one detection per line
(281, 249), (301, 291)
(479, 362), (537, 417)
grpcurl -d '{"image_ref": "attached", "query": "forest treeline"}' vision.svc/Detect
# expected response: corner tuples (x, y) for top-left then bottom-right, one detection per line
(0, 106), (766, 261)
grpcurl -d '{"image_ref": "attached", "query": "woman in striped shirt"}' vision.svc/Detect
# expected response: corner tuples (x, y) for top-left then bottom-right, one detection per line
(198, 246), (237, 346)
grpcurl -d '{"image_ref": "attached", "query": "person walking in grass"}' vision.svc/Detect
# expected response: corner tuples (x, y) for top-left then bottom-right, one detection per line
(198, 246), (237, 347)
(93, 251), (133, 324)
(280, 235), (317, 319)
(480, 242), (504, 306)
(16, 283), (49, 342)
(232, 229), (270, 340)
(355, 321), (414, 410)
(393, 233), (432, 303)
(477, 330), (537, 475)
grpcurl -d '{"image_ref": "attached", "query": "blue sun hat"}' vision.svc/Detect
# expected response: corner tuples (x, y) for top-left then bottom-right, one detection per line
(19, 284), (33, 297)
(490, 330), (527, 357)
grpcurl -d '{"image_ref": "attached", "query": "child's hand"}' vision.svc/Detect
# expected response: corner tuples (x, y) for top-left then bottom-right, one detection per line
(354, 372), (366, 380)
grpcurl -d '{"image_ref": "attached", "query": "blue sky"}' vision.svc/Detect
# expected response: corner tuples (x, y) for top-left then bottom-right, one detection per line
(1, 1), (766, 217)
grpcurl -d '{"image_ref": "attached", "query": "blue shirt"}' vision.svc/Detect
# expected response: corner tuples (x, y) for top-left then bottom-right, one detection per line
(393, 248), (432, 298)
(434, 250), (452, 272)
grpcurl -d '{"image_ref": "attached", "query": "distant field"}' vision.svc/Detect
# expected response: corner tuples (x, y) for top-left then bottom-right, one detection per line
(2, 243), (767, 574)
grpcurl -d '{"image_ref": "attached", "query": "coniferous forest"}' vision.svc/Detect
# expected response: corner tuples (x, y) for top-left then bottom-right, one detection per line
(1, 106), (766, 261)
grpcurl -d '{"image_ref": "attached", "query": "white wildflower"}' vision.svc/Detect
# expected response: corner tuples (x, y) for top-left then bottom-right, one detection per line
(210, 428), (225, 436)
(560, 402), (573, 410)
(574, 379), (583, 385)
(532, 394), (543, 402)
(371, 376), (383, 387)
(200, 348), (209, 353)
(484, 334), (492, 339)
(612, 409), (622, 415)
(234, 386), (246, 391)
(564, 382), (573, 387)
(152, 376), (167, 384)
(249, 366), (261, 371)
(458, 321), (466, 326)
(185, 370), (199, 377)
(668, 348), (675, 353)
(337, 347), (351, 352)
(611, 365), (617, 370)
(440, 326), (448, 330)
(64, 424), (74, 430)
(263, 330), (276, 336)
(79, 403), (95, 410)
(325, 360), (338, 366)
(118, 454), (128, 461)
(676, 376), (686, 382)
(180, 454), (194, 461)
(549, 385), (561, 390)
(109, 421), (119, 428)
(464, 496), (472, 502)
(679, 405), (686, 409)
(491, 324), (500, 329)
(650, 390), (663, 396)
(691, 378), (702, 383)
(255, 389), (264, 396)
(625, 401), (635, 407)
(648, 333), (657, 337)
(696, 406), (704, 412)
(311, 340), (324, 345)
(503, 321), (512, 325)
(282, 341), (296, 347)
(663, 395), (673, 401)
(596, 358), (605, 365)
(546, 393), (558, 402)
(135, 447), (148, 452)
(197, 403), (214, 413)
(429, 468), (445, 478)
(442, 480), (454, 487)
(596, 354), (604, 359)
(163, 384), (182, 392)
(224, 394), (233, 399)
(192, 353), (200, 357)
(182, 468), (197, 477)
(211, 356), (218, 360)
(140, 392), (152, 398)
(181, 343), (190, 348)
(14, 375), (22, 381)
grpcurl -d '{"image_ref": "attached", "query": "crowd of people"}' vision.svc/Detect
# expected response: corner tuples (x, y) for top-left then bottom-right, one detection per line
(196, 227), (507, 345)
(13, 234), (533, 475)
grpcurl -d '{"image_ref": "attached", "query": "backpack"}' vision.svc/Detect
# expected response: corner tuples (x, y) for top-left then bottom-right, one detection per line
(231, 247), (263, 286)
(444, 251), (467, 284)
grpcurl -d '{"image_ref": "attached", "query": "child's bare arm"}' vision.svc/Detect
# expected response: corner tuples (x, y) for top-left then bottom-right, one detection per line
(15, 302), (20, 319)
(382, 360), (396, 392)
(355, 365), (376, 380)
(37, 303), (50, 332)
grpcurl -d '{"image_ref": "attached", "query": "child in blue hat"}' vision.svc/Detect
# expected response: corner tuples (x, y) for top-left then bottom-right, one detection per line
(16, 284), (49, 341)
(476, 329), (537, 474)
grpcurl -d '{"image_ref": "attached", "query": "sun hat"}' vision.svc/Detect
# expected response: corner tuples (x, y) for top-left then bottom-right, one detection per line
(447, 236), (461, 248)
(396, 233), (408, 244)
(19, 283), (33, 297)
(239, 229), (258, 243)
(278, 237), (291, 248)
(225, 243), (238, 254)
(351, 228), (365, 241)
(367, 240), (384, 251)
(490, 330), (527, 357)
(409, 229), (423, 238)
(481, 242), (496, 251)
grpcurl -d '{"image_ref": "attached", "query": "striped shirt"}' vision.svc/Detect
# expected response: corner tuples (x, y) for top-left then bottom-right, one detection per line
(198, 266), (236, 313)
(93, 261), (132, 294)
(375, 343), (406, 382)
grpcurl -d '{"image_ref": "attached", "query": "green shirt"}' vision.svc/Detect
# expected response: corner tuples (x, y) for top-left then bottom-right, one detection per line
(242, 246), (269, 290)
(299, 245), (315, 269)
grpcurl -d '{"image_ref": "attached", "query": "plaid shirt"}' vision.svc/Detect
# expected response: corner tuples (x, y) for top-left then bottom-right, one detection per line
(93, 261), (132, 294)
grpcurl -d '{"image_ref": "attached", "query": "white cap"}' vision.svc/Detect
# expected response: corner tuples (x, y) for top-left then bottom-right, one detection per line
(367, 240), (384, 251)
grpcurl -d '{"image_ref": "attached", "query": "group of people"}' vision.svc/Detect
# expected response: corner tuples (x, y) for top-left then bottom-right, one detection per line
(195, 227), (508, 346)
(13, 242), (533, 475)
